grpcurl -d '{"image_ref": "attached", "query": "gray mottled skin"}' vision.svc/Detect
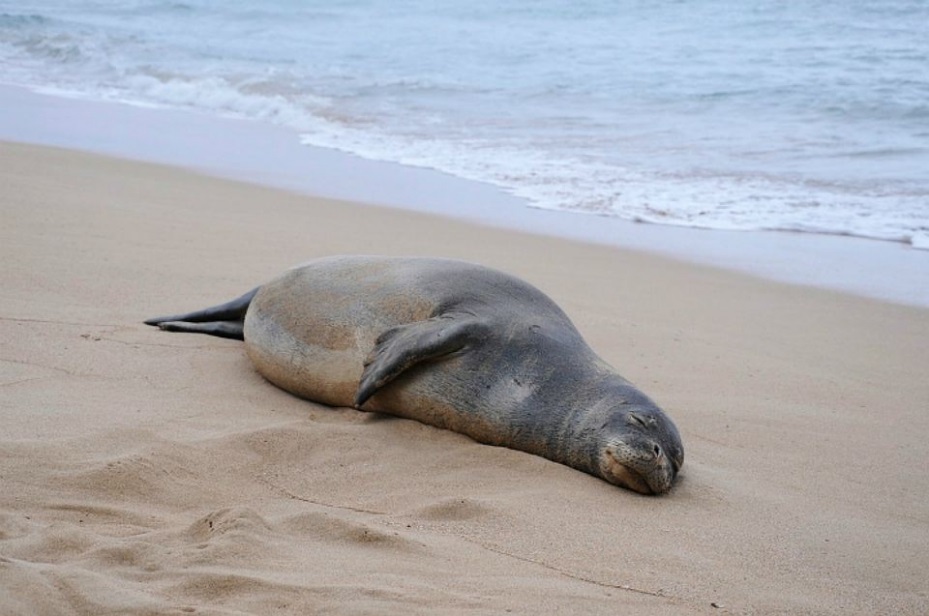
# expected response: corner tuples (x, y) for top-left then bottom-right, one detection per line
(145, 256), (684, 494)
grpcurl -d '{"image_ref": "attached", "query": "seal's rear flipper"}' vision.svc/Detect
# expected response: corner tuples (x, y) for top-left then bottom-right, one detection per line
(154, 320), (245, 340)
(354, 314), (489, 408)
(144, 287), (259, 341)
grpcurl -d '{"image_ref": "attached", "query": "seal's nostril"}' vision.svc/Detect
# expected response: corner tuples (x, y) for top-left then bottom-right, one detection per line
(653, 445), (662, 458)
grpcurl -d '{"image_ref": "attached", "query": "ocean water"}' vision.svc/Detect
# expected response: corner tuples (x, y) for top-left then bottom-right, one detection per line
(1, 0), (927, 248)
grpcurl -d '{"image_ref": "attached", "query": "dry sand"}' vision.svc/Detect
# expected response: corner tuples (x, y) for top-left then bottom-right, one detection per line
(1, 140), (927, 615)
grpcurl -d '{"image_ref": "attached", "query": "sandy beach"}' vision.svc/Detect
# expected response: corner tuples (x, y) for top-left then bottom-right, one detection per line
(2, 139), (928, 614)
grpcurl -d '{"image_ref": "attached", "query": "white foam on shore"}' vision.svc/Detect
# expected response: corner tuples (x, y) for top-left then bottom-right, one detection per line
(2, 84), (927, 307)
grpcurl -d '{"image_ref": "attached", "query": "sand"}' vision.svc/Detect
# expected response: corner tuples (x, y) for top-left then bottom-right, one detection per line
(1, 140), (927, 615)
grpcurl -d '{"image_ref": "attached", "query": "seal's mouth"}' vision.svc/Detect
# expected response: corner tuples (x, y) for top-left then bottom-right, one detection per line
(603, 450), (656, 495)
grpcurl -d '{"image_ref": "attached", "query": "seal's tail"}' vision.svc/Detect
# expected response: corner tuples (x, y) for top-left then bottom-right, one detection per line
(143, 287), (259, 340)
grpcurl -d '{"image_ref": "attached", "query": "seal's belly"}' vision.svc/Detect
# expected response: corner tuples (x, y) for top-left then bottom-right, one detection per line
(244, 312), (366, 407)
(242, 263), (434, 407)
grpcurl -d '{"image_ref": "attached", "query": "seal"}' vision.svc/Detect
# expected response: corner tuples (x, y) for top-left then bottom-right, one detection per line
(145, 255), (684, 494)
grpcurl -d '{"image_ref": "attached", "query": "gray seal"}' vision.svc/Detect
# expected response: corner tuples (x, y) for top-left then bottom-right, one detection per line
(145, 255), (684, 494)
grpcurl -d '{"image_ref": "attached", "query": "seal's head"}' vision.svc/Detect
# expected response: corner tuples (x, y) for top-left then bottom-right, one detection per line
(598, 403), (684, 495)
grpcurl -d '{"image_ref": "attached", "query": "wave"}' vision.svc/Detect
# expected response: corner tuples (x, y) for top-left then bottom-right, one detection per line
(0, 13), (48, 26)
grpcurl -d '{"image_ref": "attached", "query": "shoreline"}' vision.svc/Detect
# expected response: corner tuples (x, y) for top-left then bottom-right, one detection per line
(1, 83), (927, 307)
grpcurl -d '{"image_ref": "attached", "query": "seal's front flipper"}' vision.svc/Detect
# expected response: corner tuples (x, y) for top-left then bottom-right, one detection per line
(355, 315), (489, 408)
(144, 287), (259, 341)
